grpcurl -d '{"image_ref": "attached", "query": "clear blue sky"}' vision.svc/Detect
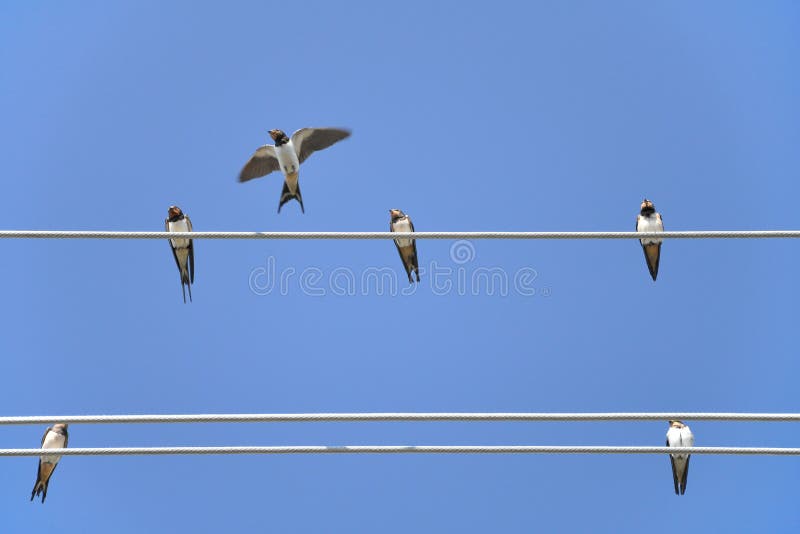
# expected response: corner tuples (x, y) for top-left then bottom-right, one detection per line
(1, 1), (799, 532)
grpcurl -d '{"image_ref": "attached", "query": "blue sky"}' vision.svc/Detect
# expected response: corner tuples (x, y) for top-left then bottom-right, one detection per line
(1, 1), (799, 532)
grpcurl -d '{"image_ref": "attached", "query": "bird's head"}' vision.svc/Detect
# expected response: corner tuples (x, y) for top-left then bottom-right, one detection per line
(168, 205), (182, 218)
(389, 209), (405, 221)
(53, 423), (68, 432)
(669, 420), (685, 428)
(269, 129), (286, 141)
(640, 198), (656, 215)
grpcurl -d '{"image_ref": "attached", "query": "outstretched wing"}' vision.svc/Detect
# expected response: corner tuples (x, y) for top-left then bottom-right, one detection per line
(239, 145), (280, 182)
(291, 128), (351, 164)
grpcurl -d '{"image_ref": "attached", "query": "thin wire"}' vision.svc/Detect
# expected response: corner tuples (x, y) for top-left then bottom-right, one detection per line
(0, 230), (799, 240)
(2, 446), (799, 457)
(3, 413), (800, 425)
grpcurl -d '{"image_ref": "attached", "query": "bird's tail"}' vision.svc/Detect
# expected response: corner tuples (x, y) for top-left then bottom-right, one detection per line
(642, 243), (661, 281)
(181, 269), (192, 303)
(278, 181), (305, 214)
(409, 254), (420, 283)
(30, 481), (46, 503)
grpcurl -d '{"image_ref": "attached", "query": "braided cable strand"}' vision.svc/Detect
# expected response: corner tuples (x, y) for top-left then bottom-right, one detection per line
(2, 446), (800, 457)
(2, 412), (800, 425)
(0, 230), (799, 240)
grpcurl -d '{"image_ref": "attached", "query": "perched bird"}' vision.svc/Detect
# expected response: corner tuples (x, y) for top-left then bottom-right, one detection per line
(165, 205), (194, 303)
(389, 209), (420, 283)
(238, 127), (351, 213)
(666, 420), (694, 495)
(31, 423), (69, 503)
(636, 198), (664, 281)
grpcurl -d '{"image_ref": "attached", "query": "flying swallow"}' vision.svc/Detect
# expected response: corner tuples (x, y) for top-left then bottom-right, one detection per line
(238, 127), (351, 213)
(30, 423), (69, 503)
(165, 205), (194, 303)
(389, 209), (420, 283)
(636, 198), (664, 281)
(666, 420), (694, 495)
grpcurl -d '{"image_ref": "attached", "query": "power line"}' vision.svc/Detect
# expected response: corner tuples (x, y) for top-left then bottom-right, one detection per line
(2, 412), (800, 425)
(2, 446), (799, 457)
(0, 230), (799, 240)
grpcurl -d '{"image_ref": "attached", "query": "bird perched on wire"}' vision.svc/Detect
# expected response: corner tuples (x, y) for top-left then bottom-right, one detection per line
(666, 420), (694, 495)
(238, 127), (351, 213)
(165, 205), (194, 303)
(636, 198), (663, 281)
(389, 209), (420, 284)
(31, 423), (69, 503)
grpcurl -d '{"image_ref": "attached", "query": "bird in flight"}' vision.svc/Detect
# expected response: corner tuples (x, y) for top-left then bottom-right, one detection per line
(239, 127), (351, 213)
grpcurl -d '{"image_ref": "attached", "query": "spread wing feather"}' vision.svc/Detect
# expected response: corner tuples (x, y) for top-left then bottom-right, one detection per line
(239, 145), (280, 182)
(292, 128), (351, 164)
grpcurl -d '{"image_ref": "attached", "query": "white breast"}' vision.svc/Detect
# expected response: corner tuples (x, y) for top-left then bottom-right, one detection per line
(168, 218), (190, 249)
(40, 430), (66, 464)
(667, 426), (693, 460)
(393, 218), (413, 248)
(637, 214), (663, 245)
(275, 141), (300, 176)
(680, 426), (694, 447)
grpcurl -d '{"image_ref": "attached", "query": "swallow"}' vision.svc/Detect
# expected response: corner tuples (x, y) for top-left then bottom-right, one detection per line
(165, 205), (194, 303)
(666, 420), (694, 495)
(238, 127), (351, 213)
(636, 198), (664, 281)
(389, 209), (420, 283)
(30, 423), (69, 503)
